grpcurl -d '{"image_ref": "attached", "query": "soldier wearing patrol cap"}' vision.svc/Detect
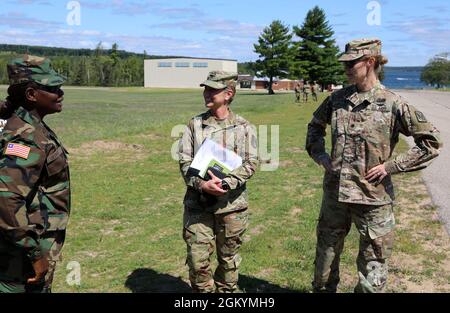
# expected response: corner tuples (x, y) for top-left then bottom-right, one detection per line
(306, 39), (442, 292)
(178, 71), (259, 293)
(0, 55), (70, 293)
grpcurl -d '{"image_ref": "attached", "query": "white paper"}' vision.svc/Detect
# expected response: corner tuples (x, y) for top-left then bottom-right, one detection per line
(190, 138), (243, 178)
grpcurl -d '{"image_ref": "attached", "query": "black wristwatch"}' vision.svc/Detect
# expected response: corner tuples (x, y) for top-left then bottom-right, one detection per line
(221, 180), (230, 191)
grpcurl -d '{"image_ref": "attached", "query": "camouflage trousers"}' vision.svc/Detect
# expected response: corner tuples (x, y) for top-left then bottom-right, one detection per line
(183, 207), (249, 293)
(0, 230), (65, 293)
(312, 195), (395, 293)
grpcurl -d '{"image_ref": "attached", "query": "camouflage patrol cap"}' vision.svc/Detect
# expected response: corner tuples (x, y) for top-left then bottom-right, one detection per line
(7, 55), (66, 86)
(200, 71), (238, 89)
(338, 38), (382, 62)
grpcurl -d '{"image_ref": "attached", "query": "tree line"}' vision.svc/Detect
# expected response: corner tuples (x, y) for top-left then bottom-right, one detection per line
(0, 43), (179, 87)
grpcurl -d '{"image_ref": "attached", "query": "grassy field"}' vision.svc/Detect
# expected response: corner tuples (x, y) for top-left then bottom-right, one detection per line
(0, 86), (448, 293)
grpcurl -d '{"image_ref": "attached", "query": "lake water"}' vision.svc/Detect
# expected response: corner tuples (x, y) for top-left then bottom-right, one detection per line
(382, 67), (429, 89)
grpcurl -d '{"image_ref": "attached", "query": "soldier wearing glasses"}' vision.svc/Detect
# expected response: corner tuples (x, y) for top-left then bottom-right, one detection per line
(306, 39), (441, 292)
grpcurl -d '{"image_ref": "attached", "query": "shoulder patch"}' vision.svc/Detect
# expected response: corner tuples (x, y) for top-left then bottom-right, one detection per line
(4, 143), (31, 159)
(415, 111), (427, 123)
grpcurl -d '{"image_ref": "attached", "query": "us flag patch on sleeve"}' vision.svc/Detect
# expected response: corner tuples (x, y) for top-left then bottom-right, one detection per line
(4, 143), (31, 159)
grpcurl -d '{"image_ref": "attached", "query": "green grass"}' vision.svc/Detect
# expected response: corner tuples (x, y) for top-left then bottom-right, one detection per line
(0, 86), (446, 292)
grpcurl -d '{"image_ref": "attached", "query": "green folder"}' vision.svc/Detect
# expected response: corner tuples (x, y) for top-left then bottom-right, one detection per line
(201, 158), (231, 180)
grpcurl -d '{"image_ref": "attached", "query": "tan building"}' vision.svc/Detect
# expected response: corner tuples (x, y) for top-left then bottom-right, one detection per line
(258, 79), (299, 91)
(144, 57), (237, 88)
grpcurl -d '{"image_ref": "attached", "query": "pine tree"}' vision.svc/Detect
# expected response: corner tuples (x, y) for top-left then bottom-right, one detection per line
(73, 57), (87, 85)
(291, 6), (344, 88)
(94, 41), (103, 58)
(111, 43), (120, 66)
(253, 20), (292, 94)
(238, 62), (257, 76)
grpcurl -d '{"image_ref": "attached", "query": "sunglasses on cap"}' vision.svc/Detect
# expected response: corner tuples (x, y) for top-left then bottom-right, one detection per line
(36, 84), (62, 94)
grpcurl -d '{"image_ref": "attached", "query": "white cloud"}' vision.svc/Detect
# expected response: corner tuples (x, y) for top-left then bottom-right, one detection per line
(78, 40), (95, 47)
(7, 0), (52, 5)
(0, 12), (61, 29)
(82, 0), (204, 19)
(3, 29), (30, 36)
(386, 16), (450, 53)
(151, 18), (263, 39)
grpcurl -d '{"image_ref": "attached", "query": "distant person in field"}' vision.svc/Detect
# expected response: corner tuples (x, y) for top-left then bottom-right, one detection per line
(306, 38), (442, 293)
(178, 71), (259, 293)
(0, 55), (71, 293)
(310, 81), (318, 102)
(294, 83), (301, 103)
(302, 80), (309, 102)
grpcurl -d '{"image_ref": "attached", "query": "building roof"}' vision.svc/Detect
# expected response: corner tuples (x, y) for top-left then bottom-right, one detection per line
(147, 56), (237, 62)
(252, 77), (300, 82)
(238, 74), (253, 81)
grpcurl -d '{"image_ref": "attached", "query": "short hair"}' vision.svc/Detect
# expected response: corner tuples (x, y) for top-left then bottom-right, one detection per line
(225, 85), (236, 105)
(360, 55), (388, 78)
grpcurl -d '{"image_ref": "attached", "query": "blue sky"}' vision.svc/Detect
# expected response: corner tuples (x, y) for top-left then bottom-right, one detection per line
(0, 0), (449, 66)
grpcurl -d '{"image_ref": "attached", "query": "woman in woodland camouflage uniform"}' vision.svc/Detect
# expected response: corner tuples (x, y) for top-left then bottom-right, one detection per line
(0, 55), (70, 293)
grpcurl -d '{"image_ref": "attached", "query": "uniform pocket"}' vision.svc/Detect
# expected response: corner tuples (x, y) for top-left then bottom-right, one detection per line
(224, 210), (249, 238)
(366, 204), (395, 240)
(332, 108), (346, 136)
(46, 147), (68, 177)
(182, 211), (214, 244)
(354, 136), (367, 175)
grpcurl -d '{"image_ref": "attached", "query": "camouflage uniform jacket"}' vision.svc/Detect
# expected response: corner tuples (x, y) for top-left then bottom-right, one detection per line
(0, 101), (14, 133)
(306, 82), (441, 205)
(0, 106), (70, 281)
(179, 109), (258, 214)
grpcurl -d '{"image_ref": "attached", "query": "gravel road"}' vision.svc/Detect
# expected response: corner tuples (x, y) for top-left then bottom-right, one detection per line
(396, 90), (450, 235)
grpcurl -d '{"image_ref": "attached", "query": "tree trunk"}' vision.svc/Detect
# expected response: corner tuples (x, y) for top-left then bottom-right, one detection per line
(268, 76), (275, 95)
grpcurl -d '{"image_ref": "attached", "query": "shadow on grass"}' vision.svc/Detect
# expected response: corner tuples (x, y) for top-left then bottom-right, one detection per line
(125, 268), (191, 293)
(125, 268), (308, 293)
(239, 274), (308, 293)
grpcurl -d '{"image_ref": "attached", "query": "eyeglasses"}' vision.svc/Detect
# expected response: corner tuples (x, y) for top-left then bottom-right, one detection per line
(343, 58), (367, 69)
(36, 84), (62, 94)
(203, 86), (227, 94)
